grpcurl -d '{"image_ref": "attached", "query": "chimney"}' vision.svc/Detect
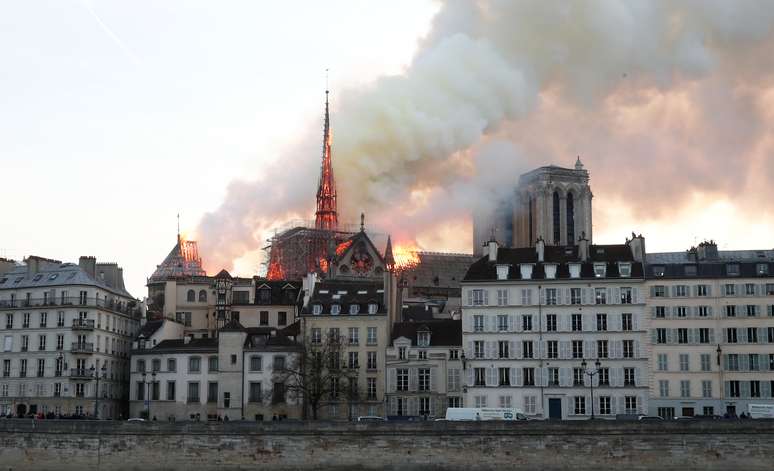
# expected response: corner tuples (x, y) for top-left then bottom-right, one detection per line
(184, 335), (192, 345)
(578, 232), (590, 262)
(535, 237), (545, 262)
(487, 239), (499, 263)
(697, 240), (719, 261)
(79, 256), (97, 279)
(628, 233), (646, 262)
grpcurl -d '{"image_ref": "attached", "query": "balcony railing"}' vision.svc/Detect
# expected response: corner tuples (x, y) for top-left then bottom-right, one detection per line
(0, 297), (141, 316)
(69, 368), (94, 379)
(71, 342), (94, 353)
(72, 319), (95, 330)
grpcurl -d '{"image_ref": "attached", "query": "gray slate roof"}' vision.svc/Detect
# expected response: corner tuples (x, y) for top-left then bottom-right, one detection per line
(0, 261), (134, 299)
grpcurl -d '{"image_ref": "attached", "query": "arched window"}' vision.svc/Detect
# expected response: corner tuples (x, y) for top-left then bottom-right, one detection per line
(198, 290), (207, 303)
(566, 192), (575, 245)
(186, 290), (195, 302)
(552, 191), (561, 244)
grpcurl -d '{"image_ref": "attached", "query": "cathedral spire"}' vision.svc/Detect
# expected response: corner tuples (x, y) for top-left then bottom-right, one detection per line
(384, 235), (395, 272)
(315, 89), (338, 231)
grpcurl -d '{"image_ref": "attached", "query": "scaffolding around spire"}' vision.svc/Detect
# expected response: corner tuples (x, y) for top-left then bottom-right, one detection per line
(315, 89), (338, 231)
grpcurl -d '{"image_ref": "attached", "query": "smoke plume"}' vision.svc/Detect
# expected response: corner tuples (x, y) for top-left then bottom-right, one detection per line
(198, 0), (774, 271)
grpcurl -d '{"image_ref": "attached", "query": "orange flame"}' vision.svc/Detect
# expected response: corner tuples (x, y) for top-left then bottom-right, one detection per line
(319, 257), (329, 274)
(393, 243), (421, 271)
(267, 258), (285, 280)
(335, 239), (352, 257)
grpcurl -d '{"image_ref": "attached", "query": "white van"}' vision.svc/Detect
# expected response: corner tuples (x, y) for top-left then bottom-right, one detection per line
(747, 404), (774, 419)
(445, 407), (527, 421)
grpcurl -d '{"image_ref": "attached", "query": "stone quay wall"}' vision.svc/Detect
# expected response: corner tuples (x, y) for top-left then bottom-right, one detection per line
(0, 419), (773, 470)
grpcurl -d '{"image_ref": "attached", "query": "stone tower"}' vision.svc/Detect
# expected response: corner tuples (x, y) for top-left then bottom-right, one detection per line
(473, 157), (593, 255)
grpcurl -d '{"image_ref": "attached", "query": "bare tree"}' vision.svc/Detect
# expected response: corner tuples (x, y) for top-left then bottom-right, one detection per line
(272, 332), (360, 420)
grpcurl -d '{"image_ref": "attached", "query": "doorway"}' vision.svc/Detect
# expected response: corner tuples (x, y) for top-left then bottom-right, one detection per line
(548, 398), (562, 420)
(16, 404), (27, 417)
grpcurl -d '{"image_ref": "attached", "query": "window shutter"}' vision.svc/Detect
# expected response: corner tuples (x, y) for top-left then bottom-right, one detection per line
(670, 286), (677, 297)
(510, 341), (517, 359)
(409, 397), (419, 416)
(762, 380), (772, 398)
(613, 314), (622, 332)
(723, 355), (729, 370)
(467, 341), (474, 358)
(539, 290), (545, 305)
(560, 341), (568, 360)
(483, 290), (489, 306)
(508, 315), (515, 332)
(409, 368), (418, 391)
(650, 286), (656, 297)
(741, 381), (750, 398)
(557, 289), (563, 305)
(467, 290), (473, 306)
(634, 341), (641, 358)
(740, 355), (749, 371)
(724, 381), (730, 398)
(687, 329), (695, 344)
(632, 314), (639, 331)
(667, 329), (675, 344)
(559, 368), (569, 387)
(650, 307), (656, 319)
(651, 329), (658, 344)
(514, 367), (523, 387)
(582, 288), (589, 305)
(759, 328), (767, 344)
(539, 367), (547, 387)
(707, 285), (712, 296)
(634, 368), (641, 387)
(389, 397), (397, 415)
(584, 340), (594, 359)
(467, 368), (474, 387)
(613, 288), (620, 305)
(709, 328), (715, 344)
(739, 331), (748, 344)
(707, 306), (713, 318)
(609, 368), (618, 388)
(610, 396), (618, 415)
(691, 285), (697, 297)
(430, 368), (436, 391)
(389, 368), (397, 393)
(536, 341), (544, 359)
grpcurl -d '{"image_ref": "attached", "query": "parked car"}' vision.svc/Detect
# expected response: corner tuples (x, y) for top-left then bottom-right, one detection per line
(356, 416), (387, 422)
(127, 417), (146, 422)
(637, 415), (664, 421)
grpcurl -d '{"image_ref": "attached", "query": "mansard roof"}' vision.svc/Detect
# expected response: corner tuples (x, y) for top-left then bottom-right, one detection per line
(391, 319), (462, 347)
(463, 244), (643, 282)
(301, 280), (386, 315)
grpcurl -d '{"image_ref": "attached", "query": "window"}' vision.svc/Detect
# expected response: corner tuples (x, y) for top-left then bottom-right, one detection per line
(367, 327), (377, 345)
(729, 380), (741, 398)
(330, 304), (341, 315)
(498, 341), (509, 359)
(259, 311), (269, 326)
(571, 314), (583, 332)
(674, 285), (687, 297)
(619, 263), (632, 278)
(367, 378), (377, 400)
(572, 340), (583, 359)
(57, 312), (64, 327)
(620, 287), (632, 304)
(621, 313), (633, 331)
(368, 303), (378, 314)
(725, 284), (736, 296)
(547, 341), (558, 359)
(311, 328), (321, 344)
(595, 288), (607, 304)
(312, 304), (322, 315)
(522, 315), (533, 331)
(727, 354), (739, 371)
(474, 368), (486, 386)
(474, 341), (484, 359)
(250, 356), (262, 372)
(700, 354), (711, 372)
(570, 288), (581, 305)
(522, 368), (534, 386)
(657, 354), (668, 371)
(39, 312), (47, 328)
(726, 328), (738, 344)
(470, 289), (487, 306)
(497, 315), (508, 332)
(136, 359), (146, 373)
(37, 358), (44, 377)
(746, 305), (758, 317)
(593, 263), (606, 278)
(208, 356), (218, 372)
(473, 315), (484, 332)
(596, 314), (607, 331)
(676, 306), (689, 318)
(448, 397), (462, 408)
(624, 396), (638, 414)
(679, 354), (689, 372)
(546, 368), (558, 386)
(521, 289), (532, 305)
(500, 395), (512, 408)
(697, 306), (710, 317)
(413, 368), (429, 391)
(599, 396), (611, 415)
(751, 381), (761, 398)
(448, 369), (460, 392)
(699, 328), (710, 344)
(522, 341), (533, 359)
(622, 340), (635, 358)
(767, 284), (774, 296)
(188, 357), (201, 373)
(656, 328), (668, 344)
(701, 381), (712, 398)
(545, 288), (557, 305)
(474, 396), (487, 408)
(186, 290), (195, 302)
(655, 306), (666, 318)
(769, 327), (774, 343)
(727, 264), (740, 276)
(187, 382), (200, 403)
(248, 382), (262, 403)
(397, 369), (409, 391)
(449, 349), (459, 360)
(678, 328), (689, 344)
(573, 368), (584, 386)
(151, 358), (161, 372)
(367, 351), (377, 370)
(748, 327), (758, 343)
(653, 285), (666, 297)
(623, 368), (635, 386)
(546, 314), (557, 331)
(659, 380), (669, 397)
(348, 352), (359, 369)
(417, 330), (429, 347)
(677, 380), (690, 398)
(398, 347), (406, 360)
(497, 289), (508, 306)
(749, 354), (760, 371)
(597, 340), (608, 358)
(349, 327), (360, 345)
(574, 396), (586, 415)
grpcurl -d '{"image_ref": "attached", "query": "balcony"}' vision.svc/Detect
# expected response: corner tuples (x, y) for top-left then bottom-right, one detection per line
(69, 368), (94, 379)
(71, 342), (94, 354)
(72, 319), (95, 331)
(0, 297), (141, 317)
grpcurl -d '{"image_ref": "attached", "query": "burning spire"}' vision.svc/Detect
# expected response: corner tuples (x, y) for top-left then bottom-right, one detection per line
(384, 235), (395, 272)
(315, 89), (338, 231)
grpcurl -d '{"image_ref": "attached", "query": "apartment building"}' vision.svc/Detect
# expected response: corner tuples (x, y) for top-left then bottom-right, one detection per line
(461, 237), (650, 419)
(646, 241), (774, 418)
(0, 255), (142, 418)
(385, 319), (463, 418)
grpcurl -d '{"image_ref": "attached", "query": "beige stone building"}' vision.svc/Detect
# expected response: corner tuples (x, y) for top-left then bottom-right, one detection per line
(0, 255), (142, 419)
(646, 242), (774, 418)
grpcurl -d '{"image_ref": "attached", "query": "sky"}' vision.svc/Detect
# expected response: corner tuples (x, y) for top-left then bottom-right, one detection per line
(2, 1), (774, 299)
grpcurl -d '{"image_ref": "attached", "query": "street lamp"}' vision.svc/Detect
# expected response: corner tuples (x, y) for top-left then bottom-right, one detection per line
(581, 359), (601, 419)
(90, 363), (107, 419)
(141, 371), (157, 419)
(460, 351), (468, 396)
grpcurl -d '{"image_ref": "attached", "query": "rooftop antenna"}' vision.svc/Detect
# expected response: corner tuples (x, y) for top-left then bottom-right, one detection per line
(177, 213), (181, 244)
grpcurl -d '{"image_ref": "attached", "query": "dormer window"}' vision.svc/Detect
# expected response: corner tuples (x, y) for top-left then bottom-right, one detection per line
(312, 304), (322, 315)
(258, 288), (271, 304)
(368, 303), (378, 314)
(349, 304), (360, 315)
(727, 264), (740, 277)
(568, 263), (581, 279)
(331, 304), (341, 315)
(496, 265), (509, 281)
(756, 264), (769, 275)
(417, 331), (430, 347)
(683, 265), (697, 276)
(544, 264), (557, 279)
(520, 264), (534, 280)
(593, 263), (607, 278)
(618, 262), (632, 278)
(652, 265), (665, 277)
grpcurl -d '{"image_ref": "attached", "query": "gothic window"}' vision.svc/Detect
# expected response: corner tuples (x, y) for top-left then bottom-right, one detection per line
(566, 192), (575, 244)
(553, 191), (560, 244)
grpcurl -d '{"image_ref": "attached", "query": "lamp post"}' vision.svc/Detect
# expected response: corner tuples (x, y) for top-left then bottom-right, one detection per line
(141, 371), (157, 419)
(460, 351), (468, 405)
(581, 359), (601, 419)
(90, 363), (107, 419)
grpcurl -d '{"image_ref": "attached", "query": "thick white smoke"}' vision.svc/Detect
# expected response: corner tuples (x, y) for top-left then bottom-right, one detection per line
(198, 0), (774, 271)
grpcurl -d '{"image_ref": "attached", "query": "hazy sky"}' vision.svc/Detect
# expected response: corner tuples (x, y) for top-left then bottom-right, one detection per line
(0, 0), (438, 296)
(3, 1), (773, 299)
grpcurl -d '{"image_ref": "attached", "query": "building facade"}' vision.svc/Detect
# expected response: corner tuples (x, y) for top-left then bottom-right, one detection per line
(385, 320), (463, 419)
(646, 242), (774, 418)
(461, 237), (650, 419)
(0, 256), (142, 418)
